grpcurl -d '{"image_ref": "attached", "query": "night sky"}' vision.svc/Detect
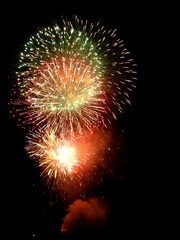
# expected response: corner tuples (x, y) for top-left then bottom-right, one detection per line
(2, 2), (155, 239)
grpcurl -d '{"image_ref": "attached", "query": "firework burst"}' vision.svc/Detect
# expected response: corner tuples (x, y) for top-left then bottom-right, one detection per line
(25, 127), (114, 195)
(11, 15), (137, 137)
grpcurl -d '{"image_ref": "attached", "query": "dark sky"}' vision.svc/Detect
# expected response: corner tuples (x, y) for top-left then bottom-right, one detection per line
(1, 1), (156, 239)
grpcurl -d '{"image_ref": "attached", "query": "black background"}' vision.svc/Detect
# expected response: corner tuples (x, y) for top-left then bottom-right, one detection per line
(1, 1), (158, 239)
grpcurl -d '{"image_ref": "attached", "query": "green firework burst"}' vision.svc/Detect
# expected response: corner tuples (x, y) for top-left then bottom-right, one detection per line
(11, 15), (137, 137)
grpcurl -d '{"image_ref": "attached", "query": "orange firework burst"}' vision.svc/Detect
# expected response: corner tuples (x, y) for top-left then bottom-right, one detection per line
(25, 127), (113, 195)
(26, 129), (84, 181)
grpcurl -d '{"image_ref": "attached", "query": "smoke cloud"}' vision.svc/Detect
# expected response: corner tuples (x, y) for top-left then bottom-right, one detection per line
(61, 197), (108, 233)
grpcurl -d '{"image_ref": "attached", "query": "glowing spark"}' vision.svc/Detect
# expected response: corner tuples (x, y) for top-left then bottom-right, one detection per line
(49, 145), (77, 174)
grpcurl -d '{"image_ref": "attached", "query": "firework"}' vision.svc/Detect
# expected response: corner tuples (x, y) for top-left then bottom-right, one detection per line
(25, 127), (113, 194)
(11, 15), (137, 137)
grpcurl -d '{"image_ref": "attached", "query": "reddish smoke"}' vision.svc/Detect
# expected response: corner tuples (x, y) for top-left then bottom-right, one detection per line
(61, 197), (108, 233)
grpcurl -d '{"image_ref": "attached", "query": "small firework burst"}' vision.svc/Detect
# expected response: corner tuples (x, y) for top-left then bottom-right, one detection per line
(25, 127), (114, 195)
(11, 15), (137, 137)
